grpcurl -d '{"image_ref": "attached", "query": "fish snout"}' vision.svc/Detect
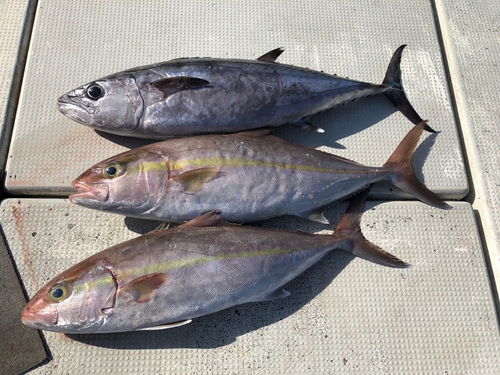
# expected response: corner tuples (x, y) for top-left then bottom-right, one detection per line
(56, 91), (95, 125)
(22, 300), (58, 328)
(70, 180), (110, 204)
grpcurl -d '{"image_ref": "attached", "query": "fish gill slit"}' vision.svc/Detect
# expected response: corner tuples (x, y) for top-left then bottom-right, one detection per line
(131, 75), (145, 131)
(103, 266), (119, 312)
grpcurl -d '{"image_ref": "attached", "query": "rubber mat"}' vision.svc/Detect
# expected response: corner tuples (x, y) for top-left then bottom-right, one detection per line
(0, 227), (47, 374)
(0, 0), (35, 180)
(435, 0), (500, 308)
(2, 198), (499, 373)
(5, 0), (467, 200)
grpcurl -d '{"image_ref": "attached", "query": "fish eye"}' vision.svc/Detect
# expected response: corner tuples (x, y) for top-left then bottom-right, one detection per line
(49, 283), (68, 302)
(104, 165), (118, 178)
(86, 84), (104, 100)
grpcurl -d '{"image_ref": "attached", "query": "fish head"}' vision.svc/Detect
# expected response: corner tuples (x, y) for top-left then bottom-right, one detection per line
(70, 149), (170, 213)
(57, 74), (143, 134)
(22, 259), (118, 333)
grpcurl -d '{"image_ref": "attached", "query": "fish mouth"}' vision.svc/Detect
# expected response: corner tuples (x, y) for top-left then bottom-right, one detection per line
(70, 181), (109, 203)
(22, 304), (58, 328)
(57, 94), (94, 125)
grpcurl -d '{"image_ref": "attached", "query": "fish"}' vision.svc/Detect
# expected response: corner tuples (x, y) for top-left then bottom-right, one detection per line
(57, 45), (433, 138)
(70, 121), (451, 224)
(22, 189), (409, 334)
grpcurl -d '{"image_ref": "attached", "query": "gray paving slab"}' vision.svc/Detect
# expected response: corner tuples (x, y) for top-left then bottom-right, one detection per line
(5, 0), (467, 201)
(435, 0), (500, 305)
(0, 231), (47, 375)
(2, 198), (499, 373)
(0, 0), (35, 184)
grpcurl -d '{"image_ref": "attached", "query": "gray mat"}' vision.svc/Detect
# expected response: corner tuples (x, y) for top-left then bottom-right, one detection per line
(0, 228), (47, 375)
(2, 198), (499, 373)
(5, 0), (467, 200)
(437, 0), (500, 308)
(0, 0), (35, 182)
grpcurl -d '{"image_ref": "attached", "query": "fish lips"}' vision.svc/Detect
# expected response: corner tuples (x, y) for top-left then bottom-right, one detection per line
(57, 93), (95, 126)
(22, 301), (58, 329)
(70, 181), (110, 205)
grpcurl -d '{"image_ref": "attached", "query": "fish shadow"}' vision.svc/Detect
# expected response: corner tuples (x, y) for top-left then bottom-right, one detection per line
(273, 95), (397, 149)
(67, 208), (355, 349)
(95, 130), (160, 150)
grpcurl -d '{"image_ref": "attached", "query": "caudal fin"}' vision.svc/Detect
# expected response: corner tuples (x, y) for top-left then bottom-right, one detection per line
(335, 188), (410, 268)
(384, 121), (452, 210)
(383, 45), (435, 133)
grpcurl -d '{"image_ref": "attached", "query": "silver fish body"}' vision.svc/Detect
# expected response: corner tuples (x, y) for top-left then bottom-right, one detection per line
(57, 46), (432, 138)
(22, 193), (409, 334)
(70, 122), (450, 224)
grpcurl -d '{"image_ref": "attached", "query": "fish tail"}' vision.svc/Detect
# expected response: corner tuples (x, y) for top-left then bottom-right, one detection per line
(383, 121), (452, 210)
(335, 188), (410, 268)
(382, 45), (435, 133)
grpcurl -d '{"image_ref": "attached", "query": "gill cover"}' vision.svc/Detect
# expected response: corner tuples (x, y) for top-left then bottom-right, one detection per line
(22, 262), (118, 333)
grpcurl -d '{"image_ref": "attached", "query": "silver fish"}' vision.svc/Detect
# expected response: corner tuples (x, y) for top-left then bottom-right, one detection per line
(22, 189), (409, 334)
(70, 121), (450, 224)
(57, 46), (433, 138)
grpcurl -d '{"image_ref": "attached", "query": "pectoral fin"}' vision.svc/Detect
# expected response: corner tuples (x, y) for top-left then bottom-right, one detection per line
(257, 47), (284, 62)
(256, 288), (290, 302)
(174, 168), (221, 192)
(122, 273), (169, 303)
(135, 320), (192, 331)
(149, 77), (209, 98)
(297, 208), (330, 224)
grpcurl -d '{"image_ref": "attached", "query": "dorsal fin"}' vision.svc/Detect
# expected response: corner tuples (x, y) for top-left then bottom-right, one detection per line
(257, 47), (284, 62)
(234, 128), (273, 138)
(233, 129), (291, 145)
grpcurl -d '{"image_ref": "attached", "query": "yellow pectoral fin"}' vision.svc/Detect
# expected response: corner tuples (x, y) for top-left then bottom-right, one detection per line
(121, 272), (169, 303)
(174, 168), (221, 192)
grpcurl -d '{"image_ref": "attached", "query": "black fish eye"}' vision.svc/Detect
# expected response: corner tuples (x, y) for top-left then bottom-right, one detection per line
(49, 283), (68, 302)
(105, 166), (118, 177)
(86, 84), (104, 100)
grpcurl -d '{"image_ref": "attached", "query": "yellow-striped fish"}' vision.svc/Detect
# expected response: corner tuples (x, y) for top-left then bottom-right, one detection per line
(70, 121), (450, 224)
(23, 189), (408, 334)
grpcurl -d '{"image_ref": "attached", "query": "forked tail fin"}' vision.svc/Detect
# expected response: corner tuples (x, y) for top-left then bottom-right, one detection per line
(384, 121), (452, 210)
(335, 188), (410, 268)
(383, 45), (435, 133)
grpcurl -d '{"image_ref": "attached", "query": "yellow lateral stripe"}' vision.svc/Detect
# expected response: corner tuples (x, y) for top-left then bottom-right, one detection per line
(169, 156), (344, 174)
(75, 244), (317, 293)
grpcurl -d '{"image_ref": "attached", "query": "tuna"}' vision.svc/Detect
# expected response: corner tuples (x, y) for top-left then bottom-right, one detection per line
(70, 121), (450, 224)
(57, 45), (433, 138)
(22, 189), (409, 334)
